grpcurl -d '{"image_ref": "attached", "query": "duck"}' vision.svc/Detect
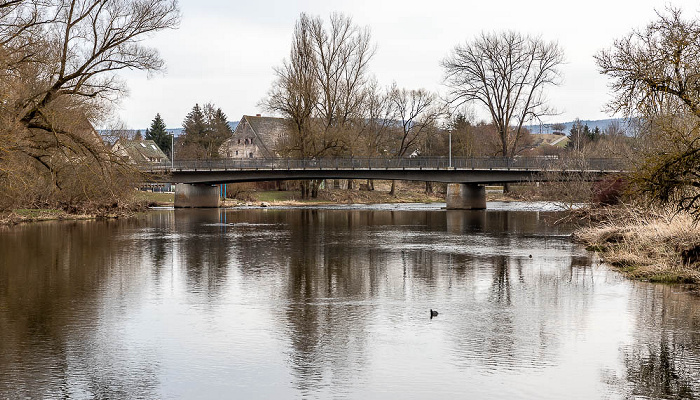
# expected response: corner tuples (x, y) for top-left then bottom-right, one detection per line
(430, 309), (438, 319)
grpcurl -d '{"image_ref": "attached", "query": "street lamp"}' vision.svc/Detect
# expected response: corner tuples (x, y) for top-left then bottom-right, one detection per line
(448, 130), (452, 168)
(170, 133), (174, 169)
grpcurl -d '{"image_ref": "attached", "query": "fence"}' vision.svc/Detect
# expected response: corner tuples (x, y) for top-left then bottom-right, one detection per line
(143, 156), (626, 173)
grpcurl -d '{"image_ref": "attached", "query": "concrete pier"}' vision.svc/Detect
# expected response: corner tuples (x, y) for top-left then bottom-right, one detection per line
(174, 183), (220, 208)
(446, 183), (486, 210)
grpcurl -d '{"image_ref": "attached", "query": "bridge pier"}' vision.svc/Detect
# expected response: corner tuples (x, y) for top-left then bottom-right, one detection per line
(174, 183), (220, 208)
(446, 183), (486, 210)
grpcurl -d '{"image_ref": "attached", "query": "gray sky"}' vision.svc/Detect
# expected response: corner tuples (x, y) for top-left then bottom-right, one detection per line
(114, 0), (697, 129)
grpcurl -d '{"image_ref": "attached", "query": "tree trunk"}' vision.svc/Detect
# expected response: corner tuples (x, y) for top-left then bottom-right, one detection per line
(311, 180), (319, 198)
(367, 179), (374, 191)
(425, 181), (433, 194)
(503, 183), (511, 194)
(300, 181), (309, 199)
(390, 180), (396, 196)
(347, 179), (354, 190)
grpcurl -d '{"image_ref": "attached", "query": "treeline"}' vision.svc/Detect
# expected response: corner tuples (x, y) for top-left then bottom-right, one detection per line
(116, 103), (235, 161)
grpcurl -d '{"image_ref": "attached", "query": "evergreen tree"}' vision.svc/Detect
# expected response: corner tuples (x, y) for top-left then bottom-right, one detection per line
(582, 124), (592, 142)
(183, 104), (207, 138)
(180, 103), (232, 159)
(145, 113), (171, 157)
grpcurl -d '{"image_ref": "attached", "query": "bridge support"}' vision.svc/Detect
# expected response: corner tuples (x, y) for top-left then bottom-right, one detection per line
(446, 183), (486, 210)
(174, 183), (220, 208)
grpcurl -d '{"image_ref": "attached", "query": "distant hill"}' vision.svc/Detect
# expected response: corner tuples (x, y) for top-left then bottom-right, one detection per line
(167, 121), (239, 137)
(525, 118), (629, 134)
(103, 121), (240, 139)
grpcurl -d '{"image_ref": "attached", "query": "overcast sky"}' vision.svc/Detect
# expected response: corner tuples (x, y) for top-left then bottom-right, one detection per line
(114, 0), (698, 130)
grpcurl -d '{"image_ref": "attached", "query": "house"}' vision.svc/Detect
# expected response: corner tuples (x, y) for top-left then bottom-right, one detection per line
(219, 114), (288, 159)
(112, 138), (169, 165)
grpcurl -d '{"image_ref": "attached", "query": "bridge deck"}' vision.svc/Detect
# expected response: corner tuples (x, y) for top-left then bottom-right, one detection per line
(142, 157), (626, 185)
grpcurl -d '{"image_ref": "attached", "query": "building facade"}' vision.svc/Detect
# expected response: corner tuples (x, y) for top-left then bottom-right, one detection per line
(219, 114), (288, 159)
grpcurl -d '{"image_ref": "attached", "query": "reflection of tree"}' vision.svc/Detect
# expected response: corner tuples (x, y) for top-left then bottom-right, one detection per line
(174, 209), (231, 299)
(622, 339), (695, 399)
(608, 285), (700, 398)
(0, 219), (159, 398)
(282, 209), (374, 395)
(491, 255), (511, 305)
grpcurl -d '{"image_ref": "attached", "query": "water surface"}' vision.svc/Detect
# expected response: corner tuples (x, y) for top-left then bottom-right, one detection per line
(1, 203), (699, 399)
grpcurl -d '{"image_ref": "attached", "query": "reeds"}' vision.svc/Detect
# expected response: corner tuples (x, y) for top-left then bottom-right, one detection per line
(574, 205), (700, 283)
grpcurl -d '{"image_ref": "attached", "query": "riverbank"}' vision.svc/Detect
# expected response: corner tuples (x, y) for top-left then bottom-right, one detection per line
(573, 206), (700, 284)
(0, 201), (149, 226)
(0, 181), (584, 225)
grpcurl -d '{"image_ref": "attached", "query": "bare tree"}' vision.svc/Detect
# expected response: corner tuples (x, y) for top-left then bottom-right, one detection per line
(596, 6), (700, 218)
(0, 0), (180, 209)
(356, 80), (394, 157)
(387, 84), (443, 195)
(262, 12), (375, 198)
(596, 7), (700, 119)
(551, 122), (566, 134)
(442, 31), (564, 159)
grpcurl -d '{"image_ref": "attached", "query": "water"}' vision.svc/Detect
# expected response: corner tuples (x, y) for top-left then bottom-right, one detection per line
(1, 203), (699, 399)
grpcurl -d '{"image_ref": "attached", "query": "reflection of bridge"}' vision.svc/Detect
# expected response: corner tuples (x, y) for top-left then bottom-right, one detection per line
(143, 157), (626, 209)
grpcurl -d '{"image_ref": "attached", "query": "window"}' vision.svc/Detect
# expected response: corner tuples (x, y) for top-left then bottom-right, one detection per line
(235, 150), (238, 156)
(249, 152), (253, 158)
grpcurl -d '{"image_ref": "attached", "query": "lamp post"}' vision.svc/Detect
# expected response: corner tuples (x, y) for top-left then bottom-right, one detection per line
(170, 133), (174, 169)
(448, 130), (452, 168)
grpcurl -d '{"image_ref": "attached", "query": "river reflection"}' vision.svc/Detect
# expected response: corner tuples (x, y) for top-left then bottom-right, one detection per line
(1, 204), (700, 399)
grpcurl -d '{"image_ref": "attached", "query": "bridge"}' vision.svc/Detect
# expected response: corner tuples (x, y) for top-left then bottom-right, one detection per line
(143, 157), (626, 209)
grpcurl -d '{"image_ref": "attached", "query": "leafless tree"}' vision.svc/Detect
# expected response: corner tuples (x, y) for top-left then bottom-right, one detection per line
(0, 0), (180, 209)
(387, 84), (443, 195)
(262, 12), (375, 198)
(596, 6), (700, 218)
(265, 12), (375, 157)
(551, 122), (566, 134)
(596, 7), (700, 119)
(357, 80), (395, 158)
(442, 31), (564, 159)
(388, 84), (443, 158)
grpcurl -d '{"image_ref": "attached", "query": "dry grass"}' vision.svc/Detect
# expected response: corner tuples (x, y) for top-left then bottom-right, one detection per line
(574, 205), (700, 283)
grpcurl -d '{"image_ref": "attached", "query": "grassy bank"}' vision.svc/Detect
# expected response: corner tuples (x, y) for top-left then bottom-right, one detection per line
(226, 188), (443, 206)
(1, 197), (152, 226)
(574, 206), (700, 283)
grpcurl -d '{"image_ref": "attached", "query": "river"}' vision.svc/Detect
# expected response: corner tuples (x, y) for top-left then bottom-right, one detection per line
(1, 203), (699, 399)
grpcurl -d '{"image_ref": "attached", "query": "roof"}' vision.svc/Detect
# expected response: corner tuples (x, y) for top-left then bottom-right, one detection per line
(113, 139), (169, 163)
(236, 115), (289, 157)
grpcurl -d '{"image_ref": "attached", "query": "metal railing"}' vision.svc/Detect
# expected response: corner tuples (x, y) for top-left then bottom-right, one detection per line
(141, 156), (627, 173)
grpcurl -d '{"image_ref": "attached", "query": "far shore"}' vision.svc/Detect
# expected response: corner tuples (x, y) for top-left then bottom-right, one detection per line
(0, 183), (554, 226)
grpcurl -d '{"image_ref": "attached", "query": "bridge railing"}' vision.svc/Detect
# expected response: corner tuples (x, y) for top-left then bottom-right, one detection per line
(143, 156), (627, 172)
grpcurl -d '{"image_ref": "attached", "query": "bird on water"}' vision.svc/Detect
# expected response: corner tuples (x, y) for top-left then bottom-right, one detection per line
(430, 309), (438, 319)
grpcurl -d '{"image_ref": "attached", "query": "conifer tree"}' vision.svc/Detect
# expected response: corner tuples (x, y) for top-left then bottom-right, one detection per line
(180, 103), (232, 158)
(146, 113), (171, 157)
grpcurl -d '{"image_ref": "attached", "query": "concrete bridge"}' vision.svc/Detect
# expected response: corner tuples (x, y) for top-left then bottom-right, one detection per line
(143, 157), (626, 209)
